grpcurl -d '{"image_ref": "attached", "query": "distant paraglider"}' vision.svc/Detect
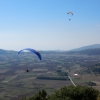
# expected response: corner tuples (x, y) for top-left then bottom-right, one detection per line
(67, 12), (73, 15)
(67, 11), (73, 21)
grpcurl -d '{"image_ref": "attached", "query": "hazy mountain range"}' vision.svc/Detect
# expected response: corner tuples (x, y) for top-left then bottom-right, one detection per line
(69, 44), (100, 51)
(0, 44), (100, 55)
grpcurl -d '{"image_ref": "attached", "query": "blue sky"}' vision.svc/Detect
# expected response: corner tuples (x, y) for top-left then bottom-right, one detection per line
(0, 0), (100, 51)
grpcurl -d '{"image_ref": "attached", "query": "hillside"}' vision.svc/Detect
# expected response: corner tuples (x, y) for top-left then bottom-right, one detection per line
(19, 86), (100, 100)
(1, 47), (100, 56)
(66, 48), (100, 55)
(70, 44), (100, 51)
(0, 49), (9, 55)
(78, 63), (100, 75)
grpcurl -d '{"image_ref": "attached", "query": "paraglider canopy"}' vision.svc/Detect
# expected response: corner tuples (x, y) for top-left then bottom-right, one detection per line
(18, 48), (42, 60)
(67, 12), (73, 15)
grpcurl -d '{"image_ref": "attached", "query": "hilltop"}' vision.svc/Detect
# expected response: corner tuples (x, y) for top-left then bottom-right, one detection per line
(66, 48), (100, 55)
(1, 44), (100, 56)
(69, 44), (100, 51)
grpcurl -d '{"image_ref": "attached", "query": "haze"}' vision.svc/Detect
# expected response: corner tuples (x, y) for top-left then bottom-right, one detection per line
(0, 0), (100, 51)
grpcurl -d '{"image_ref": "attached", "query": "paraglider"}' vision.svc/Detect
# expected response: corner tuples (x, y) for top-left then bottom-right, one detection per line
(67, 11), (73, 21)
(18, 48), (42, 60)
(18, 48), (42, 72)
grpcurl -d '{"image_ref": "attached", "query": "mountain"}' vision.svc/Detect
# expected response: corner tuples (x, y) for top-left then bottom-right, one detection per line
(0, 49), (17, 55)
(1, 44), (100, 56)
(70, 44), (100, 51)
(66, 48), (100, 55)
(0, 49), (9, 55)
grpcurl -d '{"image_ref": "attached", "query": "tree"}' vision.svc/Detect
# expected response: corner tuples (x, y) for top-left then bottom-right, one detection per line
(20, 86), (100, 100)
(48, 85), (100, 100)
(28, 89), (47, 100)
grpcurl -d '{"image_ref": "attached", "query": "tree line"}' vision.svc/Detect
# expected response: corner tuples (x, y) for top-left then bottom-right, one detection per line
(20, 85), (100, 100)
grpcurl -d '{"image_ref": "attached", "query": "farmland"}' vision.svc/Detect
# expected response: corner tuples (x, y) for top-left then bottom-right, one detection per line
(0, 51), (100, 99)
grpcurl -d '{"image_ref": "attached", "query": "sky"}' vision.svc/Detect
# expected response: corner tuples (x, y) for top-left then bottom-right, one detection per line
(0, 0), (100, 51)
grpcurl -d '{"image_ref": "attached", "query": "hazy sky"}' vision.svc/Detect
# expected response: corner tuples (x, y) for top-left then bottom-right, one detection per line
(0, 0), (100, 51)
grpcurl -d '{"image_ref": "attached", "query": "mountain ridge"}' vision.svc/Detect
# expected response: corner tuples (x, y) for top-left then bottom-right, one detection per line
(69, 44), (100, 51)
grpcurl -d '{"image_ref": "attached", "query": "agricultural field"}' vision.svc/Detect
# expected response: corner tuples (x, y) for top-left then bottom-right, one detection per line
(0, 52), (100, 100)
